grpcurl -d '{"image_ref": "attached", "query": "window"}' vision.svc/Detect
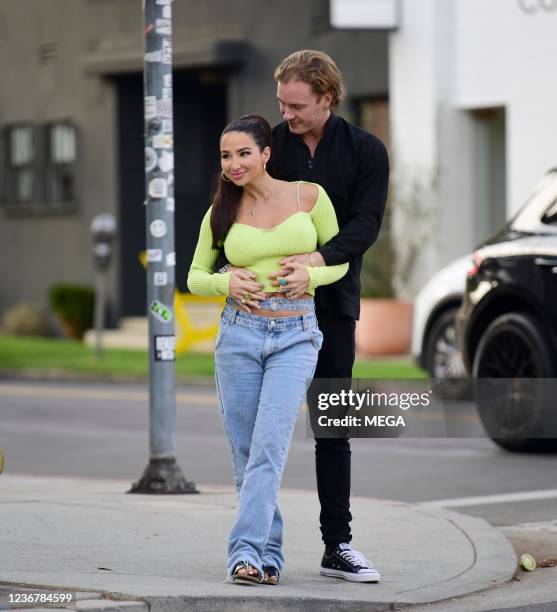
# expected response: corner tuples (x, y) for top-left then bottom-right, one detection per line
(47, 122), (77, 203)
(5, 124), (37, 204)
(354, 97), (391, 153)
(3, 121), (77, 211)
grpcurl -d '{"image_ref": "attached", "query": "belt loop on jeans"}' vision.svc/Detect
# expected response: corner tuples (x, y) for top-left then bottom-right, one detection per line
(231, 309), (239, 324)
(302, 314), (309, 331)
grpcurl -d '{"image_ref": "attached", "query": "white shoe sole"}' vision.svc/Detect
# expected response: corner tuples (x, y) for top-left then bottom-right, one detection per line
(320, 567), (381, 583)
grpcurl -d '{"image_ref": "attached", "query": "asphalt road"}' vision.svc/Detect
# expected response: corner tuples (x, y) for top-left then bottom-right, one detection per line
(1, 379), (557, 612)
(1, 380), (556, 527)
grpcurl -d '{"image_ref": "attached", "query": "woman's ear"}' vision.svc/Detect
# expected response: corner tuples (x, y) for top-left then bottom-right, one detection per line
(262, 146), (271, 164)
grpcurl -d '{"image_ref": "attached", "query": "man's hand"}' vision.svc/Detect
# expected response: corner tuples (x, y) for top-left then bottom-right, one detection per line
(279, 251), (325, 267)
(269, 261), (310, 298)
(229, 269), (266, 313)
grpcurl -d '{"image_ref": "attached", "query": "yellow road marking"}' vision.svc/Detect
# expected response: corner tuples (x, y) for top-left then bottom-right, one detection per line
(0, 384), (217, 406)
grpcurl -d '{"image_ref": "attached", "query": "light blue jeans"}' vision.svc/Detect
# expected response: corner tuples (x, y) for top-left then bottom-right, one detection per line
(215, 297), (323, 577)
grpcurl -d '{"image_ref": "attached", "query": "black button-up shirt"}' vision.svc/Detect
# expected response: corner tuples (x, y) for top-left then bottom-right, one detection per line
(271, 113), (389, 319)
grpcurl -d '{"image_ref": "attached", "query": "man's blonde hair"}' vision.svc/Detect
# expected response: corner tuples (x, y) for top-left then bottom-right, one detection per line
(274, 50), (345, 111)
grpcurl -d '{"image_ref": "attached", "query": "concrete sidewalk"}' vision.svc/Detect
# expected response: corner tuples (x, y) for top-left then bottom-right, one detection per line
(0, 474), (517, 611)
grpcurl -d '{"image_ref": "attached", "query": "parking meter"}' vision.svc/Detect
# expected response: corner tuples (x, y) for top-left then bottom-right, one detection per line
(90, 214), (117, 357)
(91, 214), (117, 271)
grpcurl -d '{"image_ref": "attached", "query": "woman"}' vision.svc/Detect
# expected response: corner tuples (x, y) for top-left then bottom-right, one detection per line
(187, 115), (348, 585)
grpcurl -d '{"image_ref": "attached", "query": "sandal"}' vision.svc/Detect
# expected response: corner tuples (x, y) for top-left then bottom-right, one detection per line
(262, 565), (280, 585)
(232, 561), (261, 585)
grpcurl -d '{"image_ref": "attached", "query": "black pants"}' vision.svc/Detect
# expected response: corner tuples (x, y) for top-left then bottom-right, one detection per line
(313, 310), (355, 547)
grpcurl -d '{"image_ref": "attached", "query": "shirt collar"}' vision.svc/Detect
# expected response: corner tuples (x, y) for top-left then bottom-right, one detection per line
(322, 112), (338, 136)
(294, 112), (338, 145)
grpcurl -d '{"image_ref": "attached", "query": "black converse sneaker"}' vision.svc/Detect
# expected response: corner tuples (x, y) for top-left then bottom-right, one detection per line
(320, 543), (381, 582)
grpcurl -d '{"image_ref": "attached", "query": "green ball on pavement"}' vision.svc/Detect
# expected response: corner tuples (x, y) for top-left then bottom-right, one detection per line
(520, 553), (536, 571)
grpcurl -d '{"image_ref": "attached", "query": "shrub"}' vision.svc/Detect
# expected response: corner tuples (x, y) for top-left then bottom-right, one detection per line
(49, 284), (94, 340)
(1, 303), (49, 336)
(360, 207), (395, 299)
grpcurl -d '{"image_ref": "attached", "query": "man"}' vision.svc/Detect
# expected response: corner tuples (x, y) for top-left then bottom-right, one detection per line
(270, 50), (389, 582)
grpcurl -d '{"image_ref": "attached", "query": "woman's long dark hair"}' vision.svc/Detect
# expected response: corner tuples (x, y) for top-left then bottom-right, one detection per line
(210, 114), (273, 248)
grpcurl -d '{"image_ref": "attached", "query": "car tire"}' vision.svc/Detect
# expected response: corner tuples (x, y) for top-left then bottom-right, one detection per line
(472, 312), (557, 452)
(424, 307), (471, 400)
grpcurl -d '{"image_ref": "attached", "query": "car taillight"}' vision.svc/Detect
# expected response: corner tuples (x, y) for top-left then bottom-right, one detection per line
(467, 253), (483, 277)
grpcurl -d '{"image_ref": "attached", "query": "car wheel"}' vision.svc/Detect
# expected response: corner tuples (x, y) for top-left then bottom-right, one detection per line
(472, 312), (557, 452)
(424, 307), (471, 399)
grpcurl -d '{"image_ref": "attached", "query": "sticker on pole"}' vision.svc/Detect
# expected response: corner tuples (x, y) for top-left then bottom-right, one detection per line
(150, 300), (172, 323)
(155, 335), (176, 361)
(166, 251), (176, 267)
(147, 249), (163, 262)
(149, 179), (168, 199)
(162, 5), (171, 18)
(156, 19), (171, 35)
(149, 219), (167, 238)
(145, 147), (158, 172)
(158, 151), (174, 172)
(145, 50), (162, 63)
(145, 96), (157, 121)
(153, 134), (173, 149)
(154, 272), (168, 286)
(157, 99), (172, 118)
(162, 39), (172, 64)
(163, 74), (172, 88)
(166, 197), (175, 211)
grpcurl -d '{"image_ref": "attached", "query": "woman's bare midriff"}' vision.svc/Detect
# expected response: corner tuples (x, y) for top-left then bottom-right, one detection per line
(252, 292), (312, 318)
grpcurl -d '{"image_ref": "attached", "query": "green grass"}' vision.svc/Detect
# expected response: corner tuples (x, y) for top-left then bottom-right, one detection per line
(353, 358), (426, 379)
(0, 334), (426, 380)
(0, 334), (214, 378)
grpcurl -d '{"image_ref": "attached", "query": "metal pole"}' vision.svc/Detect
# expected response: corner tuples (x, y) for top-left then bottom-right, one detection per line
(93, 270), (105, 359)
(131, 0), (197, 494)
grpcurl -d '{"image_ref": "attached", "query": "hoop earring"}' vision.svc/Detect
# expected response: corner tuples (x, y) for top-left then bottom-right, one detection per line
(221, 171), (232, 182)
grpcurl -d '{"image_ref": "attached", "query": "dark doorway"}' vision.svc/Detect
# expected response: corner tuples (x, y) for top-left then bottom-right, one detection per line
(116, 70), (227, 316)
(470, 107), (507, 244)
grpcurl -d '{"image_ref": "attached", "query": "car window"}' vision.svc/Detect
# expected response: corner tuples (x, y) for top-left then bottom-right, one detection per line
(542, 199), (557, 225)
(508, 170), (557, 231)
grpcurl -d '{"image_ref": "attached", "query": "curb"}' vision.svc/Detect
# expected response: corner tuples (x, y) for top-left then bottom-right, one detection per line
(142, 594), (396, 612)
(395, 506), (518, 604)
(0, 505), (516, 612)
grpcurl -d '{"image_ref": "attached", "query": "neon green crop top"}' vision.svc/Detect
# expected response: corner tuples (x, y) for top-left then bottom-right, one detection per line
(187, 182), (348, 296)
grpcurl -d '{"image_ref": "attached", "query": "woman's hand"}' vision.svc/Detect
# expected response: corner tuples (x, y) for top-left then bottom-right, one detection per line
(229, 269), (266, 313)
(269, 261), (310, 298)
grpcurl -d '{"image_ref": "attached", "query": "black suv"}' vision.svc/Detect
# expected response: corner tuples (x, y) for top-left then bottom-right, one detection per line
(457, 169), (557, 452)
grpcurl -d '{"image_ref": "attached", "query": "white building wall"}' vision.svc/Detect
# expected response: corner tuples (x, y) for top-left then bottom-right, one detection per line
(389, 0), (557, 296)
(389, 0), (438, 173)
(389, 0), (460, 297)
(454, 0), (557, 214)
